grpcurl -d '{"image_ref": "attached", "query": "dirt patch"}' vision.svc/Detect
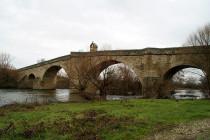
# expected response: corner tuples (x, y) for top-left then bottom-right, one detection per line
(145, 119), (210, 140)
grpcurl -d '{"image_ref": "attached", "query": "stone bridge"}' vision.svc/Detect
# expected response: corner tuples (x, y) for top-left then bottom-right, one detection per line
(18, 44), (210, 96)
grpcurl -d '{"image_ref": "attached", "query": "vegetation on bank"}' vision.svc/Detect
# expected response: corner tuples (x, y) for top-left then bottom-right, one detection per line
(1, 99), (210, 139)
(0, 53), (19, 89)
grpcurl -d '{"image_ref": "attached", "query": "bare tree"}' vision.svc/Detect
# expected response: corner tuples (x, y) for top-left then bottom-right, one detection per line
(68, 57), (92, 93)
(68, 56), (116, 99)
(185, 23), (210, 47)
(0, 53), (18, 88)
(116, 64), (141, 95)
(184, 23), (210, 94)
(0, 53), (13, 69)
(87, 58), (115, 98)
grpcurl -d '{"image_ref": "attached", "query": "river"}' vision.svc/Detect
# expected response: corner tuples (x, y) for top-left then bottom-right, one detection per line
(0, 89), (208, 107)
(0, 89), (73, 107)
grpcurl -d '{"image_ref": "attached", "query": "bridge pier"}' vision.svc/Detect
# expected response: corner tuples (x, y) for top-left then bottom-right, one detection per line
(142, 76), (162, 98)
(18, 79), (34, 89)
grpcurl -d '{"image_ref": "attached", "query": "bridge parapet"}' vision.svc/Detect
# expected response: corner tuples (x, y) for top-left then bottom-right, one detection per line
(71, 47), (210, 57)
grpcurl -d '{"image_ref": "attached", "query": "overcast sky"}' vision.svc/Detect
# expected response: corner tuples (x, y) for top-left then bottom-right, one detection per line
(0, 0), (210, 68)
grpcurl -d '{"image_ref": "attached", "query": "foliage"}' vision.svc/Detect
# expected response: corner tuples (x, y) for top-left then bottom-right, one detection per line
(184, 23), (210, 94)
(0, 53), (18, 88)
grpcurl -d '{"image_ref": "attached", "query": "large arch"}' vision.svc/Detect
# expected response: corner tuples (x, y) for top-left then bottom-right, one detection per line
(93, 59), (121, 76)
(41, 65), (68, 89)
(163, 64), (199, 81)
(161, 64), (207, 97)
(87, 59), (142, 95)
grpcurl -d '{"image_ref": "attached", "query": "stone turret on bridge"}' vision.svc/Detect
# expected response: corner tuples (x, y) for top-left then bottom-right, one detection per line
(90, 41), (98, 52)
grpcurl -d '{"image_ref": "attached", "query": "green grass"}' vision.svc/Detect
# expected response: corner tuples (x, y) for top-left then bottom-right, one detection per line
(1, 99), (210, 139)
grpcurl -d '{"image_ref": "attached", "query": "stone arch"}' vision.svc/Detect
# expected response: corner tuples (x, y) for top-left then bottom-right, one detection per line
(27, 73), (36, 89)
(88, 59), (142, 95)
(160, 64), (207, 98)
(93, 59), (121, 75)
(163, 64), (201, 81)
(19, 75), (27, 83)
(18, 75), (28, 89)
(28, 73), (36, 80)
(41, 65), (68, 89)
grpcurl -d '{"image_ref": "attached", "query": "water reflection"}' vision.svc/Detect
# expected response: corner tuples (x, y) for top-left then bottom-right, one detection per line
(0, 89), (71, 107)
(172, 90), (209, 99)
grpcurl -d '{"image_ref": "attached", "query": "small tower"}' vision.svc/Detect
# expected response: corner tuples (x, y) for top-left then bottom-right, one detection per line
(90, 41), (98, 52)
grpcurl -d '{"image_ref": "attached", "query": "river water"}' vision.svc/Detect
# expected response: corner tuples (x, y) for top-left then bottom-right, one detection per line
(0, 89), (208, 107)
(0, 89), (73, 107)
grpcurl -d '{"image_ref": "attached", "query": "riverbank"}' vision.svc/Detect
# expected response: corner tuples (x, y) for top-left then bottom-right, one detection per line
(0, 99), (210, 139)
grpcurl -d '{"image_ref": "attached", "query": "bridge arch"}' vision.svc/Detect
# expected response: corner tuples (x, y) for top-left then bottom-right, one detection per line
(28, 73), (36, 80)
(41, 65), (69, 89)
(160, 64), (207, 97)
(19, 75), (27, 83)
(18, 75), (28, 89)
(89, 59), (142, 95)
(163, 64), (200, 80)
(27, 73), (36, 88)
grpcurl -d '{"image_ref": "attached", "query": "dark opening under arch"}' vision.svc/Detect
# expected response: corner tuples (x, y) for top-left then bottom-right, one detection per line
(28, 73), (35, 80)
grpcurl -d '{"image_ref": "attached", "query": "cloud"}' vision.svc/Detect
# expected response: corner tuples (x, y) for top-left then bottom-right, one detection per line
(0, 0), (210, 68)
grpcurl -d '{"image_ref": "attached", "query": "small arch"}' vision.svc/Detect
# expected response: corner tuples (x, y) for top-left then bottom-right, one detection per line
(28, 73), (35, 80)
(19, 75), (27, 82)
(18, 75), (28, 89)
(43, 66), (62, 80)
(41, 65), (69, 89)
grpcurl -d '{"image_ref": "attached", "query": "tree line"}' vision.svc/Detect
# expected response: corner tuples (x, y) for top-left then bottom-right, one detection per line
(0, 53), (18, 88)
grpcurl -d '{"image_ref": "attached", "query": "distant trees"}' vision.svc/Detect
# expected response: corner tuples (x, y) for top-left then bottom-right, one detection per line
(56, 69), (69, 89)
(0, 53), (18, 88)
(105, 64), (141, 95)
(184, 23), (210, 93)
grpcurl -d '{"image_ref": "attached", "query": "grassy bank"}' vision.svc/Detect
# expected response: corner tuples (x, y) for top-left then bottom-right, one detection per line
(1, 99), (210, 139)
